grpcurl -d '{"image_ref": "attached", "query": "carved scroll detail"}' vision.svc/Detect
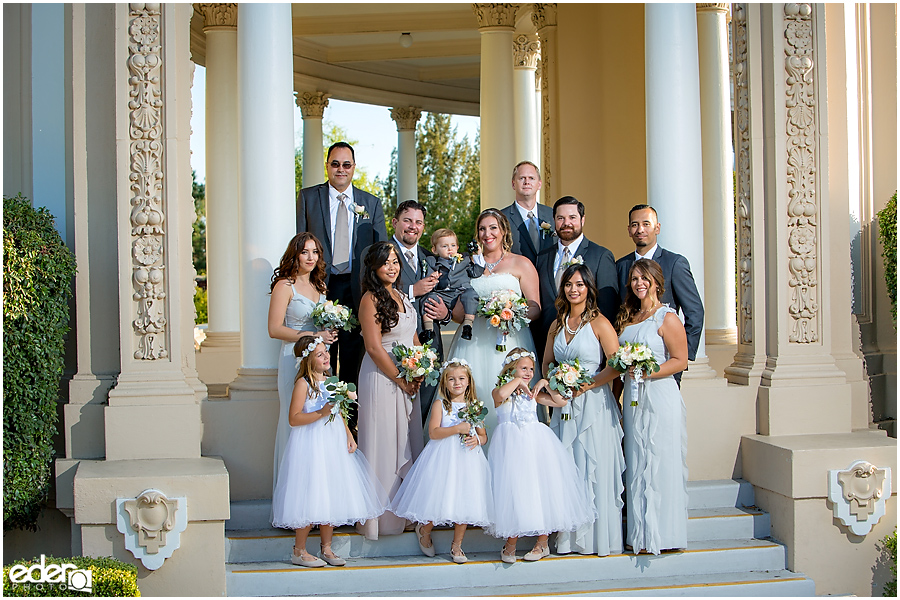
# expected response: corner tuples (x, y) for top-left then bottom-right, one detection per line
(732, 4), (752, 343)
(472, 3), (518, 28)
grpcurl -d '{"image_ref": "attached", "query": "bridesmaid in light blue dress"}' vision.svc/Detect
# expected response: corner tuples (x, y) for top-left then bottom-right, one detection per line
(543, 264), (625, 557)
(268, 233), (337, 494)
(616, 258), (689, 555)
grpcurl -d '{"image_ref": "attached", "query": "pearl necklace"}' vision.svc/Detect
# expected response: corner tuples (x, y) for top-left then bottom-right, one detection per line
(565, 317), (582, 336)
(484, 252), (505, 272)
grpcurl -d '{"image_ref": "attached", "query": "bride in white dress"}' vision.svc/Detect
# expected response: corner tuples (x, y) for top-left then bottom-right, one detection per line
(444, 209), (541, 444)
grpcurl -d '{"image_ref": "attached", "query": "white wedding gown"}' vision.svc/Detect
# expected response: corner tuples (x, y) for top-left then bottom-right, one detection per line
(444, 272), (537, 449)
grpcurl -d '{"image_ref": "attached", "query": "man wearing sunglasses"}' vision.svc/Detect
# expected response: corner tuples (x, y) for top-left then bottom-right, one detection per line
(296, 141), (388, 386)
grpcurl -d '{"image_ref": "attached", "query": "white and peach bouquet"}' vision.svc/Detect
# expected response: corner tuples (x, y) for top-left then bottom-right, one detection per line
(547, 358), (594, 420)
(477, 289), (530, 351)
(608, 342), (660, 406)
(311, 299), (359, 332)
(391, 340), (441, 387)
(323, 376), (358, 423)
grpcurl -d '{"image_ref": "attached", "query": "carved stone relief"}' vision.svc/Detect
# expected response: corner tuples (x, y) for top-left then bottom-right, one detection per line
(116, 489), (188, 570)
(195, 3), (237, 29)
(513, 34), (540, 69)
(732, 4), (753, 344)
(532, 4), (557, 201)
(296, 92), (330, 119)
(828, 461), (891, 536)
(390, 107), (422, 132)
(783, 3), (819, 343)
(129, 3), (168, 360)
(472, 3), (518, 29)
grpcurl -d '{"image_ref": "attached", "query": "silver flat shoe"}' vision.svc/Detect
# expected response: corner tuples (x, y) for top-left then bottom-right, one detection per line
(416, 523), (436, 557)
(291, 547), (326, 568)
(319, 545), (346, 567)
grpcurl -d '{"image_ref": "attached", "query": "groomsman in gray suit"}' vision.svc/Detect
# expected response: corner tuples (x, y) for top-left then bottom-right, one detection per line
(615, 204), (704, 386)
(296, 141), (387, 385)
(500, 161), (555, 266)
(534, 196), (620, 365)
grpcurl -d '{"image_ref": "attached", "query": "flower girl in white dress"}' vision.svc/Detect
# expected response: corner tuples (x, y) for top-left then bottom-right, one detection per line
(489, 349), (596, 563)
(272, 335), (387, 568)
(390, 358), (493, 564)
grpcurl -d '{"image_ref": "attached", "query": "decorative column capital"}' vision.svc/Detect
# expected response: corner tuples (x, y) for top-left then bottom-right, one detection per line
(390, 107), (422, 132)
(531, 3), (558, 30)
(513, 34), (540, 69)
(296, 92), (330, 119)
(472, 3), (518, 29)
(194, 3), (237, 29)
(696, 3), (729, 13)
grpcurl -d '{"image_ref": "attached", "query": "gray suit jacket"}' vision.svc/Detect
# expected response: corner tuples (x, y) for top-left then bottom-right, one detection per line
(615, 247), (704, 361)
(296, 183), (387, 307)
(534, 238), (619, 362)
(501, 202), (555, 266)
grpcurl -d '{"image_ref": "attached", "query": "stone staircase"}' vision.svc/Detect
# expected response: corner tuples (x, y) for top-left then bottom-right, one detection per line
(224, 480), (816, 596)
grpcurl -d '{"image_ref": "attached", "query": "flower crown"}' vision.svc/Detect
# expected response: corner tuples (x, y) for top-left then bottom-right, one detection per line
(295, 337), (324, 368)
(502, 351), (535, 367)
(440, 357), (471, 374)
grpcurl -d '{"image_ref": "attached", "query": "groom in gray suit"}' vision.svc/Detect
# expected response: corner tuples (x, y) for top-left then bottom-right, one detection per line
(615, 204), (704, 386)
(296, 141), (387, 385)
(500, 161), (555, 266)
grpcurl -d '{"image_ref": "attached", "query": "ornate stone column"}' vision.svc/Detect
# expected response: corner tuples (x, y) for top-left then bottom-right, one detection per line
(697, 3), (737, 346)
(473, 3), (516, 208)
(513, 33), (540, 167)
(390, 107), (421, 202)
(645, 3), (716, 379)
(231, 3), (296, 392)
(297, 91), (329, 188)
(195, 4), (241, 381)
(532, 4), (558, 203)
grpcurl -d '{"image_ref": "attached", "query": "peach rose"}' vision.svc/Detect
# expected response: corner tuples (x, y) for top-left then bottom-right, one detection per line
(500, 308), (514, 321)
(490, 315), (501, 327)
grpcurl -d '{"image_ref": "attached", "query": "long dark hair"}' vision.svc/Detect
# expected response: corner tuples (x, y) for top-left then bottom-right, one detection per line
(554, 264), (601, 333)
(270, 232), (327, 294)
(362, 241), (401, 334)
(614, 259), (666, 334)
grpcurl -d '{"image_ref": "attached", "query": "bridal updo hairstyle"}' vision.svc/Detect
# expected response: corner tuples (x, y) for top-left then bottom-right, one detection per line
(270, 232), (327, 294)
(475, 208), (514, 253)
(614, 258), (666, 334)
(554, 264), (601, 333)
(362, 241), (401, 334)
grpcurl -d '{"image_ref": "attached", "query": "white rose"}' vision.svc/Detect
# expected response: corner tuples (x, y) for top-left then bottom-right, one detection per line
(563, 371), (578, 386)
(414, 367), (426, 377)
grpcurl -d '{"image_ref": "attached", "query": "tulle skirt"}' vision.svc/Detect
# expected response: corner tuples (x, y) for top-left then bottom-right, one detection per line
(487, 421), (596, 539)
(390, 435), (493, 528)
(272, 417), (388, 530)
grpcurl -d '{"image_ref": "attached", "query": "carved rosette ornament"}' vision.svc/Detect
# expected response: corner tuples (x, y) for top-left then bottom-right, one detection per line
(828, 461), (891, 536)
(472, 3), (518, 29)
(513, 34), (540, 69)
(128, 3), (168, 360)
(783, 3), (819, 344)
(390, 107), (422, 132)
(195, 3), (237, 29)
(296, 91), (330, 119)
(117, 489), (188, 570)
(732, 4), (752, 344)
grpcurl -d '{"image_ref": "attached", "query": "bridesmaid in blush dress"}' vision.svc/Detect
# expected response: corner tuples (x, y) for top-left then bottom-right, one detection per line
(267, 232), (338, 495)
(356, 241), (425, 540)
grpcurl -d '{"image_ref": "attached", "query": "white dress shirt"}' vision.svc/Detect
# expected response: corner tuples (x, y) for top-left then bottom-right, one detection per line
(328, 184), (355, 273)
(634, 244), (659, 262)
(553, 234), (585, 274)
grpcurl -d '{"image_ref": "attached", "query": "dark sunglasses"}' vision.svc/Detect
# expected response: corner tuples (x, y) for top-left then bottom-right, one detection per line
(329, 161), (354, 169)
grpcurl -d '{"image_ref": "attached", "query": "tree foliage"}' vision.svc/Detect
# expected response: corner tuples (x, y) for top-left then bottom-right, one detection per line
(191, 170), (206, 276)
(381, 113), (480, 247)
(3, 194), (76, 531)
(877, 192), (897, 327)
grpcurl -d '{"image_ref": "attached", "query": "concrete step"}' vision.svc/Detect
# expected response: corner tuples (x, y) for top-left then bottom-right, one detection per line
(226, 507), (769, 564)
(226, 480), (759, 532)
(307, 570), (815, 597)
(225, 538), (793, 597)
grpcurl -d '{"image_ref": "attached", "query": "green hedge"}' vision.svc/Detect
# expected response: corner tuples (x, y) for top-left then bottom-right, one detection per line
(877, 192), (897, 327)
(883, 529), (897, 597)
(3, 556), (139, 597)
(3, 195), (77, 531)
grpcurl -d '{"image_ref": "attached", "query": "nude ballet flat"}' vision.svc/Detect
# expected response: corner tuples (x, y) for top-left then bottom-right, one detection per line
(319, 544), (346, 567)
(501, 544), (517, 564)
(416, 523), (435, 558)
(291, 547), (326, 568)
(523, 544), (550, 561)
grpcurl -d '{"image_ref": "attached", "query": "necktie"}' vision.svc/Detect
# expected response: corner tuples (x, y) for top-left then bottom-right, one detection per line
(405, 250), (416, 273)
(555, 246), (571, 288)
(333, 194), (350, 273)
(527, 210), (539, 249)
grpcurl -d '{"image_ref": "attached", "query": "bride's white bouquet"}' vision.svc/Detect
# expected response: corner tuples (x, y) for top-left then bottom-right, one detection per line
(476, 289), (530, 351)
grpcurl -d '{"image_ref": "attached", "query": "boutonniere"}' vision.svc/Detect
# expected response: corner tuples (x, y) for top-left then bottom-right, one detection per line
(420, 258), (429, 279)
(562, 255), (585, 269)
(539, 222), (555, 239)
(450, 252), (464, 264)
(349, 202), (369, 220)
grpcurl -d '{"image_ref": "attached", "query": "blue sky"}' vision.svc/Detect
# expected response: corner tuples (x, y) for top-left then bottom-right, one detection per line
(190, 65), (480, 186)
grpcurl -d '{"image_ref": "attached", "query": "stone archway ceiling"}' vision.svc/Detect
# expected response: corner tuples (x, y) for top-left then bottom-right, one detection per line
(191, 3), (538, 117)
